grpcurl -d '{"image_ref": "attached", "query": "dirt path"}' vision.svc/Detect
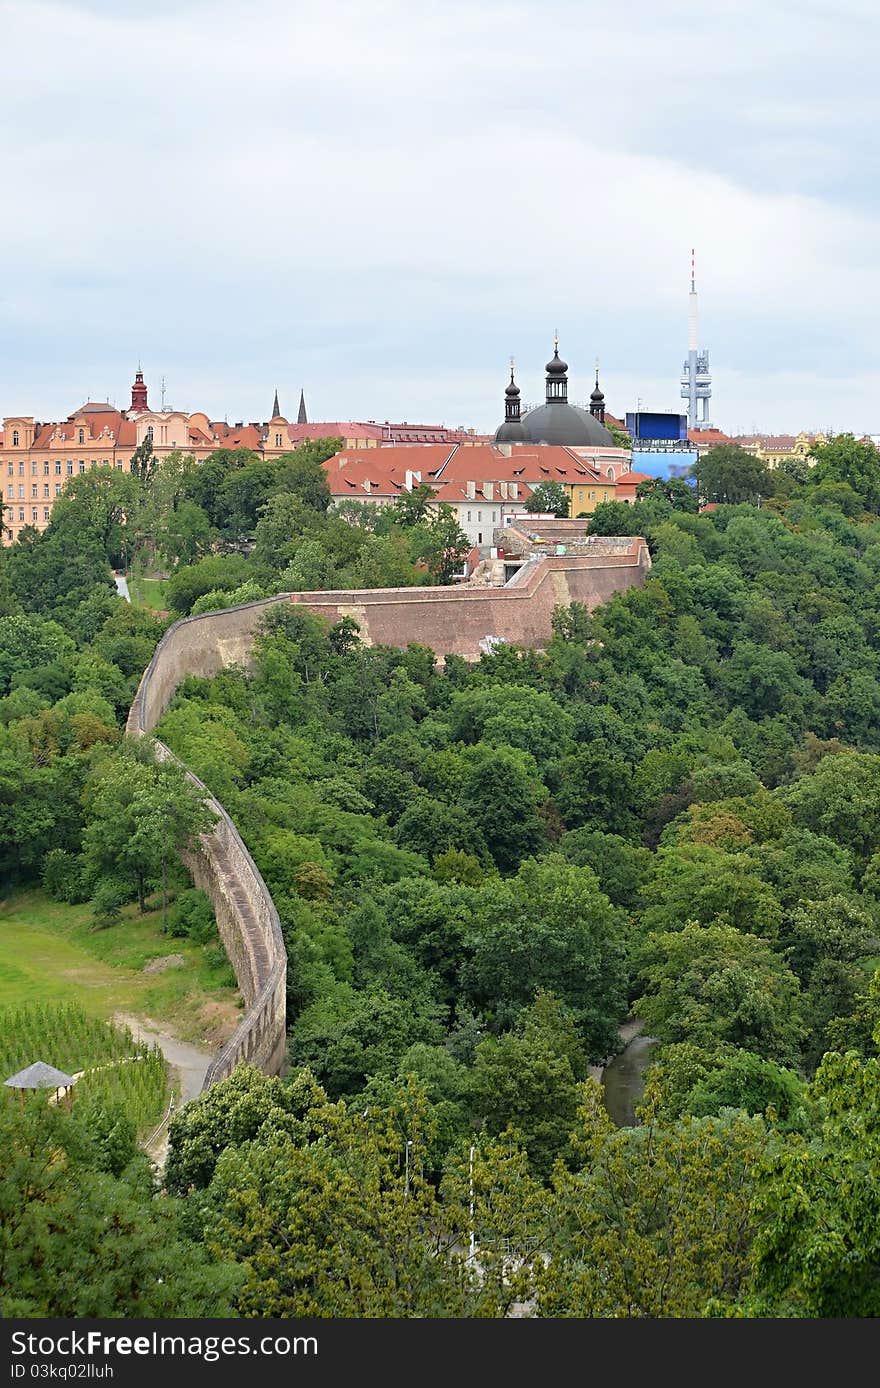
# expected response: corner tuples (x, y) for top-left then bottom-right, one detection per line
(113, 1012), (213, 1168)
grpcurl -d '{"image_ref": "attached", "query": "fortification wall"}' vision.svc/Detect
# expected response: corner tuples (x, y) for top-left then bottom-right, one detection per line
(125, 537), (649, 1091)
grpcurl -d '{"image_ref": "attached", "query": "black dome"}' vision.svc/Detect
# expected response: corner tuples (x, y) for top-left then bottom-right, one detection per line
(521, 402), (613, 447)
(494, 419), (530, 443)
(546, 347), (568, 375)
(591, 383), (604, 402)
(505, 379), (521, 398)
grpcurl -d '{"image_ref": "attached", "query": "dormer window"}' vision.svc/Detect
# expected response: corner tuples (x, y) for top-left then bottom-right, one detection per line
(146, 426), (153, 442)
(12, 430), (19, 447)
(78, 428), (84, 445)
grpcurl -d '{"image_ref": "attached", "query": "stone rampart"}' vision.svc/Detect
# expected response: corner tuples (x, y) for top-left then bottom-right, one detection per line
(125, 537), (650, 1090)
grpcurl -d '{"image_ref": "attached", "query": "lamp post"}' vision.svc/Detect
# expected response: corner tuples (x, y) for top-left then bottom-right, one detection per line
(468, 1144), (476, 1265)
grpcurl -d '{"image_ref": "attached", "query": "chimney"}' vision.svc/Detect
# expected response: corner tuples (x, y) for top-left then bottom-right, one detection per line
(466, 480), (476, 500)
(482, 481), (494, 501)
(499, 481), (508, 499)
(363, 478), (372, 493)
(510, 482), (519, 500)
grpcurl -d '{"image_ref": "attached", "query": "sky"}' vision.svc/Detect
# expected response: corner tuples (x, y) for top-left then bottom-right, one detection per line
(2, 0), (880, 436)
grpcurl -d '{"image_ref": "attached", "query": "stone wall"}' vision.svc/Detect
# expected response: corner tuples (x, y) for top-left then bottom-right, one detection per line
(125, 537), (650, 1090)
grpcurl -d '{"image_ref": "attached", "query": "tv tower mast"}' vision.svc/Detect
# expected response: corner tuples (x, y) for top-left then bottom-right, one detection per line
(681, 249), (712, 429)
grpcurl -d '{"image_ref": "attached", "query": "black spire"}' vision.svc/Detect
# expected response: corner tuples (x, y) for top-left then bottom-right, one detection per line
(544, 335), (568, 405)
(494, 358), (529, 444)
(504, 360), (522, 422)
(272, 387), (280, 418)
(590, 362), (605, 424)
(297, 389), (308, 425)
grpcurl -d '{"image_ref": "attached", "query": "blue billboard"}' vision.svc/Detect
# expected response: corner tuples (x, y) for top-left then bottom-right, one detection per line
(625, 410), (688, 442)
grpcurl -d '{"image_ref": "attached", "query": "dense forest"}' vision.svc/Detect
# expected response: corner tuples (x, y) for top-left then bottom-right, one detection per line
(3, 435), (880, 1316)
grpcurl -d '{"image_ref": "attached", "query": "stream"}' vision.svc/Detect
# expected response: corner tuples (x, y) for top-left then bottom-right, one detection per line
(601, 1022), (659, 1127)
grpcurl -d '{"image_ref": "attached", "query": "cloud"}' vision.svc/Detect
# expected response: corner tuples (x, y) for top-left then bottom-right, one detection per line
(1, 0), (879, 432)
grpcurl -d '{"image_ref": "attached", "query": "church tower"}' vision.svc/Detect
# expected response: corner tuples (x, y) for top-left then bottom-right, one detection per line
(494, 360), (529, 444)
(130, 366), (148, 413)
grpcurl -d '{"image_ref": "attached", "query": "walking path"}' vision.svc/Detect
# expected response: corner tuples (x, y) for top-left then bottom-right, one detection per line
(113, 1012), (213, 1166)
(114, 573), (131, 602)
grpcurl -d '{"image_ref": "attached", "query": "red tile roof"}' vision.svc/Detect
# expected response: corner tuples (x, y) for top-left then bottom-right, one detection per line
(615, 470), (653, 485)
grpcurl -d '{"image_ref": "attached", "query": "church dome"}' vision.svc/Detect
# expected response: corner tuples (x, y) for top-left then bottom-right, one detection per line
(546, 346), (568, 375)
(494, 419), (530, 443)
(521, 402), (613, 447)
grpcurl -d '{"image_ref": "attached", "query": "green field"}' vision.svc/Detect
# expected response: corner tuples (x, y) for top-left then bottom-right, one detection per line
(128, 575), (169, 611)
(0, 890), (241, 1046)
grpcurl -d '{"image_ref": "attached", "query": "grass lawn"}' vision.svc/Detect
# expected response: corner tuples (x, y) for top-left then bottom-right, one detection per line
(0, 889), (241, 1046)
(128, 576), (169, 611)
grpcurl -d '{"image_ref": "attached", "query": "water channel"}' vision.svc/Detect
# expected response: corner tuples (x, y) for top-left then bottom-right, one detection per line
(601, 1021), (659, 1127)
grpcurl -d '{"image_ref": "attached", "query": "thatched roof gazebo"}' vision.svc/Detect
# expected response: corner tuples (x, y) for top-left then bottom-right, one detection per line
(4, 1061), (77, 1106)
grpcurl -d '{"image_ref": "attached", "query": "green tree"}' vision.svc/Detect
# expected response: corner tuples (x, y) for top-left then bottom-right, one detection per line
(537, 1086), (771, 1317)
(524, 481), (570, 518)
(81, 746), (216, 916)
(635, 476), (698, 512)
(462, 856), (628, 1054)
(810, 433), (880, 511)
(694, 446), (776, 505)
(0, 1098), (239, 1317)
(634, 921), (807, 1065)
(471, 992), (590, 1177)
(749, 1049), (880, 1316)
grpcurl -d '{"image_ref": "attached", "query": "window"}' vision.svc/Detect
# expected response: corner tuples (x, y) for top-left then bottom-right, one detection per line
(55, 462), (62, 475)
(18, 462), (24, 475)
(115, 461), (123, 470)
(55, 484), (61, 496)
(18, 508), (24, 521)
(43, 508), (50, 521)
(492, 511), (497, 522)
(477, 510), (482, 521)
(43, 462), (49, 475)
(12, 430), (19, 446)
(18, 484), (24, 499)
(146, 426), (153, 442)
(66, 461), (73, 476)
(78, 429), (84, 445)
(467, 510), (471, 522)
(6, 464), (11, 476)
(31, 461), (37, 475)
(31, 484), (37, 498)
(31, 509), (38, 522)
(43, 484), (49, 498)
(79, 462), (85, 474)
(478, 532), (483, 544)
(275, 433), (282, 447)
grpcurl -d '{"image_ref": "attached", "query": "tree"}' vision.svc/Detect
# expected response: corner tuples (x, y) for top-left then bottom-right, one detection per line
(166, 1064), (340, 1193)
(0, 1098), (239, 1317)
(524, 481), (570, 518)
(636, 476), (698, 512)
(810, 433), (880, 511)
(537, 1086), (771, 1317)
(81, 745), (216, 917)
(634, 921), (807, 1065)
(409, 503), (470, 584)
(694, 446), (775, 505)
(155, 500), (214, 568)
(471, 992), (590, 1177)
(457, 745), (548, 872)
(462, 856), (628, 1055)
(749, 1050), (880, 1316)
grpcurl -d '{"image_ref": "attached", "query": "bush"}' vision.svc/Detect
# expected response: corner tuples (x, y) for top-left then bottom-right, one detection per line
(42, 849), (89, 904)
(165, 888), (216, 943)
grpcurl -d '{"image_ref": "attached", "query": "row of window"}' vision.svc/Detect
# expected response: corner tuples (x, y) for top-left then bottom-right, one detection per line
(465, 510), (499, 523)
(6, 483), (63, 500)
(8, 428), (90, 446)
(7, 458), (113, 477)
(5, 506), (50, 522)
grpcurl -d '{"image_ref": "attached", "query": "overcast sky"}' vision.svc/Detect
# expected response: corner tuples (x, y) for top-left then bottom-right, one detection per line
(2, 0), (879, 434)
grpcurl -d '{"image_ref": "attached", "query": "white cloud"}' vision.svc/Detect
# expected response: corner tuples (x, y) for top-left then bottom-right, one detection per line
(1, 0), (879, 432)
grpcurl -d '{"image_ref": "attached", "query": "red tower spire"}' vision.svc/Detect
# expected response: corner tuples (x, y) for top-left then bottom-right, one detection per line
(130, 366), (148, 413)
